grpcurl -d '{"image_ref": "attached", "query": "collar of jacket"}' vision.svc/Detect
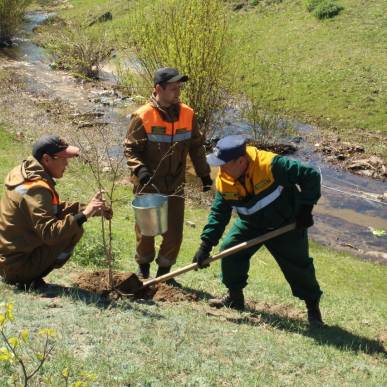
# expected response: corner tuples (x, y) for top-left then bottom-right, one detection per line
(218, 146), (258, 186)
(149, 94), (180, 122)
(4, 156), (56, 190)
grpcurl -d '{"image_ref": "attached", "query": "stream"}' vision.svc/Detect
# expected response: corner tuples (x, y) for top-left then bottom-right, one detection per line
(1, 12), (386, 263)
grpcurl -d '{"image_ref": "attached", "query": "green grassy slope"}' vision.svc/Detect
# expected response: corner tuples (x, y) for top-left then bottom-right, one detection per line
(0, 128), (386, 385)
(230, 0), (386, 138)
(46, 0), (387, 146)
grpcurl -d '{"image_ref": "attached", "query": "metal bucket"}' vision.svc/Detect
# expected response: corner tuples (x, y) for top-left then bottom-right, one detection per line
(132, 194), (168, 236)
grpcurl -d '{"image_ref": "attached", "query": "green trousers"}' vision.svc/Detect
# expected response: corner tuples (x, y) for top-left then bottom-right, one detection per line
(220, 219), (322, 301)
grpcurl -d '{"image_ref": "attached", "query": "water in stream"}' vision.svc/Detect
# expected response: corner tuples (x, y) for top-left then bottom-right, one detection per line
(1, 12), (386, 262)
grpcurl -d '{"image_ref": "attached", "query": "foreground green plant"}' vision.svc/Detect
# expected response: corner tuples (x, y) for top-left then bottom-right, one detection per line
(119, 0), (232, 136)
(0, 303), (56, 386)
(62, 367), (97, 387)
(0, 0), (32, 44)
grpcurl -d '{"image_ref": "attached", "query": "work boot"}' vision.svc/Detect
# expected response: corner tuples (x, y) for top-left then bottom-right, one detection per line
(156, 266), (182, 288)
(16, 277), (49, 291)
(209, 289), (245, 311)
(29, 277), (49, 290)
(305, 299), (324, 326)
(137, 263), (150, 280)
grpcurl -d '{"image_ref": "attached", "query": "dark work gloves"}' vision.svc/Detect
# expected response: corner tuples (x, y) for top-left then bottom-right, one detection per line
(201, 175), (213, 192)
(296, 204), (314, 229)
(192, 240), (213, 269)
(137, 166), (152, 186)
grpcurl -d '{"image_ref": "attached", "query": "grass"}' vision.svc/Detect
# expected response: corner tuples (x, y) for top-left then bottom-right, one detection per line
(34, 0), (386, 158)
(0, 11), (386, 379)
(0, 127), (386, 385)
(229, 1), (386, 141)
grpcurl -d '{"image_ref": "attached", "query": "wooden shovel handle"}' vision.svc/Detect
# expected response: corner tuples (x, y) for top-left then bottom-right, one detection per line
(142, 223), (296, 288)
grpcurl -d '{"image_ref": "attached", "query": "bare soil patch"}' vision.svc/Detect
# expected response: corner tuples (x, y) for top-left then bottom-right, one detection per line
(72, 270), (199, 303)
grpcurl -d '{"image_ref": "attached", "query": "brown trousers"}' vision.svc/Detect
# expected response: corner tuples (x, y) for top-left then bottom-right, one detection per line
(0, 231), (83, 284)
(135, 196), (185, 268)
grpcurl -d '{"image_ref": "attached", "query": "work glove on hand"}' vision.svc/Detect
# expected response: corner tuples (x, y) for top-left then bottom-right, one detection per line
(296, 204), (314, 229)
(192, 240), (212, 269)
(200, 175), (213, 192)
(137, 166), (152, 186)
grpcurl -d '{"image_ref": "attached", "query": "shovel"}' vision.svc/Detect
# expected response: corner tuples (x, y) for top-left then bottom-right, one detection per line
(124, 222), (296, 294)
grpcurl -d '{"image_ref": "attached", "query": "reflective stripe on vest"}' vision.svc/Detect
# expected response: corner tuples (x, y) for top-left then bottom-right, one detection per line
(233, 185), (283, 215)
(15, 180), (60, 214)
(135, 103), (194, 143)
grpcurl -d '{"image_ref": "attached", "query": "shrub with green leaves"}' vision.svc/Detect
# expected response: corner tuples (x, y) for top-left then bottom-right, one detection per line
(0, 303), (56, 386)
(0, 0), (32, 44)
(119, 0), (232, 137)
(40, 20), (112, 79)
(306, 0), (343, 19)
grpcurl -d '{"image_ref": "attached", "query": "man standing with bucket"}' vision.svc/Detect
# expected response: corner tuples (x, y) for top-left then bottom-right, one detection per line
(124, 67), (212, 283)
(192, 135), (324, 325)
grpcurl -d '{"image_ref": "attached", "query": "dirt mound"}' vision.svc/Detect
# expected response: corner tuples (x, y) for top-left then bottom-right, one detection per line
(72, 270), (198, 303)
(152, 283), (198, 302)
(72, 270), (142, 295)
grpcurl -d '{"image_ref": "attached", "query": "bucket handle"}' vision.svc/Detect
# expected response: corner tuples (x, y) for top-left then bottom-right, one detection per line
(151, 183), (160, 194)
(136, 180), (161, 196)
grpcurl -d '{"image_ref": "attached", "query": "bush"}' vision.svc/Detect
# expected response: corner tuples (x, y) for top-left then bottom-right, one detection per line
(118, 0), (232, 137)
(0, 0), (32, 44)
(73, 232), (119, 268)
(313, 1), (343, 19)
(305, 0), (343, 19)
(305, 0), (321, 12)
(0, 303), (56, 385)
(40, 20), (112, 79)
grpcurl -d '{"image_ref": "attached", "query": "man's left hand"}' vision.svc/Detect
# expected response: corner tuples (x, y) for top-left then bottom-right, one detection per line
(192, 240), (212, 268)
(296, 204), (314, 229)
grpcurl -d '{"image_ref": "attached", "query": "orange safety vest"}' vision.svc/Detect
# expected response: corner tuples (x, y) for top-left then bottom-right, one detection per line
(135, 103), (194, 143)
(15, 180), (60, 214)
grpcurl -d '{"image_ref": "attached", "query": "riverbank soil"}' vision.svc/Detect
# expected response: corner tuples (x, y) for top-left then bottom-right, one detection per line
(316, 133), (386, 181)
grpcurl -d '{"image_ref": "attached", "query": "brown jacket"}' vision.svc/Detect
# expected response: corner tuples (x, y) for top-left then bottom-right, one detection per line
(0, 157), (84, 267)
(123, 97), (210, 194)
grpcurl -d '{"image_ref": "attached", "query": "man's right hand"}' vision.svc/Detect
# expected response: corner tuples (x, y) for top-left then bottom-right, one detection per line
(137, 167), (152, 186)
(192, 240), (212, 269)
(82, 192), (106, 219)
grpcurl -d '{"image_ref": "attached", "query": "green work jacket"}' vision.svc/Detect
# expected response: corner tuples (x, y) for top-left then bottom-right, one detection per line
(200, 146), (321, 246)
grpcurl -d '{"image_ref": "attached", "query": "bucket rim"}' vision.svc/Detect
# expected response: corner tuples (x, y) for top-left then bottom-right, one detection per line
(132, 193), (168, 209)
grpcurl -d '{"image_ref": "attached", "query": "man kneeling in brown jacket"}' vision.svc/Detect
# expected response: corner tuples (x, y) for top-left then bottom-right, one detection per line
(0, 134), (112, 289)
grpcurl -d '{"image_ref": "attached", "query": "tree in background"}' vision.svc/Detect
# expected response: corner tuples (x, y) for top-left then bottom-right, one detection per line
(39, 19), (113, 79)
(117, 0), (232, 137)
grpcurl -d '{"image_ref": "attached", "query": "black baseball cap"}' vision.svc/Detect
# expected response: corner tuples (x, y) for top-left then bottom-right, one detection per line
(206, 135), (247, 166)
(154, 67), (189, 86)
(32, 134), (79, 161)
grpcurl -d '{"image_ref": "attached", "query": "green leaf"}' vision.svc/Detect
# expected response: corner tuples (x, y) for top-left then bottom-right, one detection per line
(368, 227), (386, 237)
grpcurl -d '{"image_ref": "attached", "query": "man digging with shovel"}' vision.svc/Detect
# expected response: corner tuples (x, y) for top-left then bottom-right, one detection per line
(192, 135), (324, 325)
